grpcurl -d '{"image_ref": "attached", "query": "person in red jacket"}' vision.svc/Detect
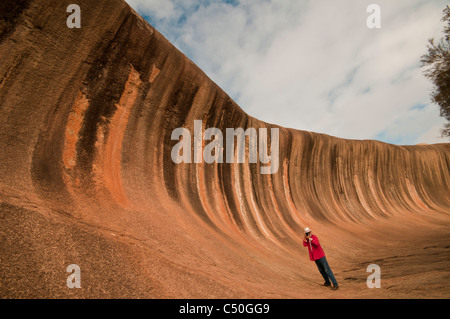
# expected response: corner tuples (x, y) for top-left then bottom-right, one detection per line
(303, 227), (339, 290)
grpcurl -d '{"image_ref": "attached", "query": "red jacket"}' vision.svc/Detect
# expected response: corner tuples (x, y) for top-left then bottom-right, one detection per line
(303, 234), (325, 261)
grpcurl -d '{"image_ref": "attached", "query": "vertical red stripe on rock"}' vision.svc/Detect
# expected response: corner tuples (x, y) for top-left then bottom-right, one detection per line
(94, 66), (142, 207)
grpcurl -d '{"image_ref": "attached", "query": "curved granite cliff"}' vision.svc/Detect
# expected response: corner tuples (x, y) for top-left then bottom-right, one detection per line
(1, 0), (449, 298)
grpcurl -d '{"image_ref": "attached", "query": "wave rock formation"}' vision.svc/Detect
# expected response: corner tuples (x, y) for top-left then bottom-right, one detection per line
(1, 0), (449, 298)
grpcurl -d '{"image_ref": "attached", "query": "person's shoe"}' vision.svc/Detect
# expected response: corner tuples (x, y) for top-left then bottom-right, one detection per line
(330, 285), (339, 290)
(323, 282), (331, 287)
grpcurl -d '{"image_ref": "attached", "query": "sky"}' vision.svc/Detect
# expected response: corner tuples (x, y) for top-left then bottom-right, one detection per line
(125, 0), (449, 145)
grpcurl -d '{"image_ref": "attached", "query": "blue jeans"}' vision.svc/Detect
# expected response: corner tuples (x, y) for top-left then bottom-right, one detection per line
(315, 257), (338, 287)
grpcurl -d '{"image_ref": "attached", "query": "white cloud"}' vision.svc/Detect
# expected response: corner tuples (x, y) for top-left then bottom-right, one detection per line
(126, 0), (176, 20)
(125, 0), (449, 145)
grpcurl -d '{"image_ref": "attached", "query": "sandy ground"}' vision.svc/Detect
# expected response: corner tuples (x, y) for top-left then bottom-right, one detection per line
(1, 185), (448, 299)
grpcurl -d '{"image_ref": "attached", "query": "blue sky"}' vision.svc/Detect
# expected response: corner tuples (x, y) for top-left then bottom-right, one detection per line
(125, 0), (449, 145)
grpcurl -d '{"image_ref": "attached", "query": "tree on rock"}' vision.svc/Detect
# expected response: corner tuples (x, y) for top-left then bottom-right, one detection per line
(421, 5), (450, 138)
